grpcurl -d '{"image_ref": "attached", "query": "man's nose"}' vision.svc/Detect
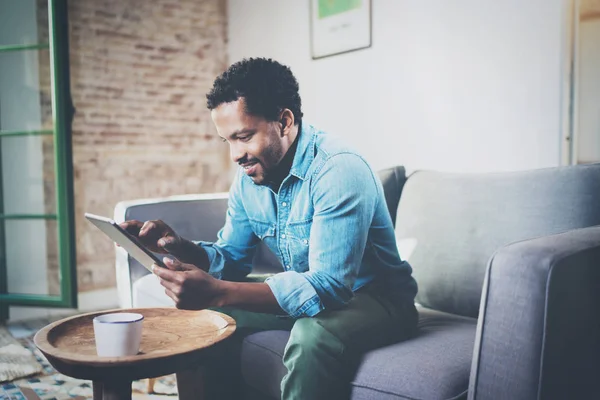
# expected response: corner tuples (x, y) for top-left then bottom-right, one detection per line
(229, 143), (246, 164)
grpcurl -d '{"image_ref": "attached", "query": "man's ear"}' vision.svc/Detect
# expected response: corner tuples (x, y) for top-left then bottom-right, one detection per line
(279, 109), (294, 136)
(280, 117), (289, 136)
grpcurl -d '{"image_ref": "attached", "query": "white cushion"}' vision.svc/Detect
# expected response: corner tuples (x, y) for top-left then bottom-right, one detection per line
(132, 274), (175, 308)
(396, 236), (418, 261)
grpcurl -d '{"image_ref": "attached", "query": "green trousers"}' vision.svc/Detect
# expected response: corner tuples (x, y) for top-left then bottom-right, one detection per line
(203, 280), (418, 400)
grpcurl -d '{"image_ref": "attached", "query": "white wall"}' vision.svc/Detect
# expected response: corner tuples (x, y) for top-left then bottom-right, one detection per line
(576, 18), (600, 163)
(227, 0), (567, 173)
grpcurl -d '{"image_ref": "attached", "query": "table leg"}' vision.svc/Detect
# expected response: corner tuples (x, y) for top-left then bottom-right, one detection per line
(176, 366), (205, 400)
(99, 379), (132, 400)
(92, 382), (103, 400)
(146, 377), (156, 393)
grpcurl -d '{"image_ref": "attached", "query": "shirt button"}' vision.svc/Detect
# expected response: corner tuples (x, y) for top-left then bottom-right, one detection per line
(285, 265), (290, 269)
(282, 202), (287, 207)
(281, 234), (286, 239)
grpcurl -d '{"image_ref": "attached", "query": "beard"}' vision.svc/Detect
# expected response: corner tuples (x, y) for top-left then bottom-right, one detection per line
(260, 144), (285, 183)
(246, 135), (285, 186)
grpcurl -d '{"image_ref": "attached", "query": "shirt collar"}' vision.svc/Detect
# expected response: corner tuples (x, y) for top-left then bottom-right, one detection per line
(289, 122), (316, 181)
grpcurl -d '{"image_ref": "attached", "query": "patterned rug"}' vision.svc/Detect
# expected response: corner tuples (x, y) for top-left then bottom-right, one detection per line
(0, 332), (177, 400)
(0, 327), (43, 383)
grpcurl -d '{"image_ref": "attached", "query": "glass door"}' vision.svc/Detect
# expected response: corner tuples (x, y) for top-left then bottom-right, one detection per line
(0, 0), (76, 321)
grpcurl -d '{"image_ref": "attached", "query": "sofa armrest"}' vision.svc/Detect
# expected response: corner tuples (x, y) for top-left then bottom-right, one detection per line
(113, 192), (282, 308)
(469, 225), (600, 400)
(113, 192), (230, 308)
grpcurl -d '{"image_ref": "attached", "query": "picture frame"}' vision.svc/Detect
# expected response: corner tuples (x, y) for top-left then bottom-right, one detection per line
(310, 0), (372, 60)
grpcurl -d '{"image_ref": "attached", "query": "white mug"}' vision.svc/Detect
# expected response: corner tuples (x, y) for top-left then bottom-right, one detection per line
(92, 312), (144, 357)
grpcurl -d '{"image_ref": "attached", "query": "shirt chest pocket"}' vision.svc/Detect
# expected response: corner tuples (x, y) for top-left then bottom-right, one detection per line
(249, 219), (277, 251)
(286, 220), (311, 270)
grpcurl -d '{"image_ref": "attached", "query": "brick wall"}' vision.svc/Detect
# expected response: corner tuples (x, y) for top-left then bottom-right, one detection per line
(67, 0), (231, 291)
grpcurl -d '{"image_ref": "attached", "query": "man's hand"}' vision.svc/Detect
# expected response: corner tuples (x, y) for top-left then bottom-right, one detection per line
(153, 257), (226, 310)
(120, 219), (182, 254)
(153, 257), (284, 314)
(120, 219), (209, 267)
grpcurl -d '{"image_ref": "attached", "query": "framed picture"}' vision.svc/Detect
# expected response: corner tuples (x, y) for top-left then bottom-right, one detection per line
(310, 0), (372, 59)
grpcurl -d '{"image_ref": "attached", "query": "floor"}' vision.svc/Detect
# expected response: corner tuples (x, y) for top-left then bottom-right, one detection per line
(2, 314), (177, 400)
(5, 315), (64, 340)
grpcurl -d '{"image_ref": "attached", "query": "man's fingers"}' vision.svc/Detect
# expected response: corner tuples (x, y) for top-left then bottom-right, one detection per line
(116, 220), (143, 247)
(119, 220), (143, 236)
(158, 277), (181, 296)
(158, 237), (180, 251)
(139, 220), (156, 237)
(164, 288), (180, 307)
(163, 257), (196, 272)
(163, 257), (180, 271)
(152, 263), (181, 282)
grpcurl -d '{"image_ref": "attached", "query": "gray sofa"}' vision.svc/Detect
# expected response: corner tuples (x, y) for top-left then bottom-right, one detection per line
(114, 164), (600, 400)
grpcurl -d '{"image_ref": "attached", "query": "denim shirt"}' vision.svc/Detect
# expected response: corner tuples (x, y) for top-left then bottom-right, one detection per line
(198, 123), (418, 318)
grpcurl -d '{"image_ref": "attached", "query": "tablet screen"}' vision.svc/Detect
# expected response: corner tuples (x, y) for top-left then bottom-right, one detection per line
(84, 213), (166, 272)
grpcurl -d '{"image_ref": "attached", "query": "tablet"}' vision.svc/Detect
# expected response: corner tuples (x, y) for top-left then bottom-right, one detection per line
(85, 213), (166, 272)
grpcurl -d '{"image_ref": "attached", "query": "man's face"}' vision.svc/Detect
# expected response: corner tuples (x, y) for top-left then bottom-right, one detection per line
(211, 99), (285, 185)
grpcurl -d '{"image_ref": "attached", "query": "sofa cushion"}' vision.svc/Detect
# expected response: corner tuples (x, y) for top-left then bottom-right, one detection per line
(395, 164), (600, 318)
(132, 273), (175, 308)
(241, 307), (476, 400)
(241, 329), (290, 399)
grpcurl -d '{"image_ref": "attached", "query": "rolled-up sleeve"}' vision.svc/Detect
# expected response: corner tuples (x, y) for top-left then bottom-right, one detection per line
(265, 153), (378, 317)
(196, 169), (258, 280)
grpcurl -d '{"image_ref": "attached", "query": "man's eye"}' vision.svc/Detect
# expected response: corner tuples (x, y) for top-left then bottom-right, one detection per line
(238, 135), (252, 142)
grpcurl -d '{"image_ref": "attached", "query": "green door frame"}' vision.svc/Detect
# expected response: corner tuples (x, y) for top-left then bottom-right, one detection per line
(0, 0), (76, 319)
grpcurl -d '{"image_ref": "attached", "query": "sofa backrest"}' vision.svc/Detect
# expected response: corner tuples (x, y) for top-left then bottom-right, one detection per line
(393, 164), (600, 318)
(377, 166), (408, 227)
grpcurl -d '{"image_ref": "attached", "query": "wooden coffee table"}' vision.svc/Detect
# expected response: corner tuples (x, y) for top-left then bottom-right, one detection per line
(33, 307), (236, 400)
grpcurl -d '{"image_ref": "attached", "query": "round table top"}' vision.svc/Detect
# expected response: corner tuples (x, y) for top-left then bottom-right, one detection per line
(33, 307), (236, 380)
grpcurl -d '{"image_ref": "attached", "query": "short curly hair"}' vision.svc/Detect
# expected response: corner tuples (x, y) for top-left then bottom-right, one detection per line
(206, 58), (303, 124)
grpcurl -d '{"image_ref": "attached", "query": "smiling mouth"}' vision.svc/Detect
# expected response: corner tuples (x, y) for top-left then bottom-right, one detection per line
(241, 162), (257, 170)
(241, 162), (259, 175)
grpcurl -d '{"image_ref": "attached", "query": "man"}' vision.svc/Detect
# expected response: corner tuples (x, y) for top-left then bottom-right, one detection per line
(122, 58), (418, 399)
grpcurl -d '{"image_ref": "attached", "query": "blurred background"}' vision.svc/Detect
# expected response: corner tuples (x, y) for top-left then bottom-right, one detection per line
(0, 0), (598, 322)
